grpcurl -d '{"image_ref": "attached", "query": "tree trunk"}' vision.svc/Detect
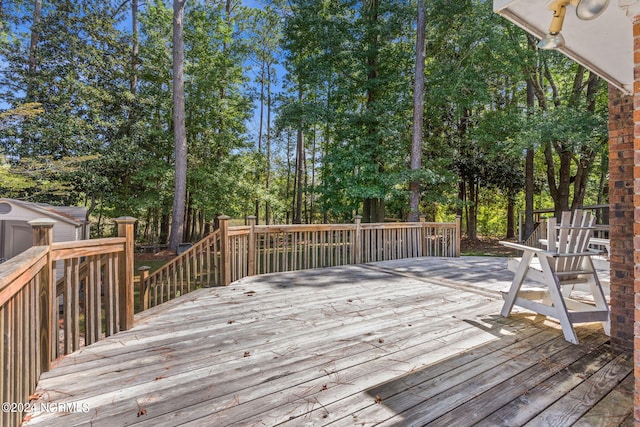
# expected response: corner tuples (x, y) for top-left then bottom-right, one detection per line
(130, 0), (139, 94)
(545, 141), (572, 218)
(408, 0), (426, 222)
(467, 179), (477, 240)
(457, 181), (464, 219)
(506, 190), (516, 239)
(309, 126), (316, 223)
(255, 62), (264, 224)
(363, 0), (385, 223)
(190, 207), (197, 242)
(286, 131), (292, 224)
(303, 143), (308, 222)
(363, 198), (385, 223)
(184, 193), (192, 242)
(161, 211), (170, 244)
(524, 78), (535, 240)
(294, 86), (304, 224)
(293, 135), (304, 222)
(168, 0), (187, 251)
(265, 63), (272, 225)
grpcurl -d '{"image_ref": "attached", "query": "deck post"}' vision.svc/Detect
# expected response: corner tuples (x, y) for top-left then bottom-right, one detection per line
(247, 216), (256, 276)
(116, 217), (136, 330)
(354, 215), (362, 264)
(419, 215), (426, 257)
(455, 215), (461, 257)
(218, 215), (231, 286)
(29, 218), (55, 371)
(138, 266), (150, 312)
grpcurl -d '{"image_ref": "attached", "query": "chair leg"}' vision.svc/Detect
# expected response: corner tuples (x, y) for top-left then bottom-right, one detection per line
(501, 250), (534, 317)
(539, 256), (579, 345)
(584, 258), (610, 335)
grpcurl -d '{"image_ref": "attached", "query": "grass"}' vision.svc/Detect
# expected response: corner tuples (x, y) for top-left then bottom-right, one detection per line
(460, 237), (519, 257)
(134, 259), (168, 275)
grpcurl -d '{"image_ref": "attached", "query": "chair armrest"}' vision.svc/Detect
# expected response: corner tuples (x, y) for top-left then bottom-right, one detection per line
(499, 241), (549, 254)
(499, 241), (602, 258)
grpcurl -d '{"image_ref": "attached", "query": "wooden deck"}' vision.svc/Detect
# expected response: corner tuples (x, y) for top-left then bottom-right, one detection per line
(23, 257), (632, 426)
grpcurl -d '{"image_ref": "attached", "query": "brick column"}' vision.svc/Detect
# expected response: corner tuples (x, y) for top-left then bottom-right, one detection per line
(633, 15), (640, 425)
(608, 84), (634, 350)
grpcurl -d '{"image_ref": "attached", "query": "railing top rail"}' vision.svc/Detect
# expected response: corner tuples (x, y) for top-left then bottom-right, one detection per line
(251, 224), (356, 232)
(51, 237), (125, 250)
(420, 222), (458, 228)
(361, 222), (457, 229)
(245, 222), (457, 232)
(0, 245), (49, 306)
(228, 227), (251, 236)
(50, 237), (127, 261)
(361, 222), (421, 229)
(144, 230), (220, 284)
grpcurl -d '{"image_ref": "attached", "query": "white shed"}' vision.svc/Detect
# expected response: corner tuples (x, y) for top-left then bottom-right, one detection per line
(0, 198), (89, 262)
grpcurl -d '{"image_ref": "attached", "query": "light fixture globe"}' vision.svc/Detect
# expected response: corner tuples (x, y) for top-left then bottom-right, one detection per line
(538, 32), (565, 50)
(575, 0), (609, 20)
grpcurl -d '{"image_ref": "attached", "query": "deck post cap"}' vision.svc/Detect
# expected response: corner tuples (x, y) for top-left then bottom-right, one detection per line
(115, 216), (137, 224)
(28, 218), (56, 228)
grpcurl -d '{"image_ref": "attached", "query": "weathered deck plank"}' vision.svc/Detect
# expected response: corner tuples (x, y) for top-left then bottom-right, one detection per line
(573, 372), (634, 426)
(23, 257), (630, 427)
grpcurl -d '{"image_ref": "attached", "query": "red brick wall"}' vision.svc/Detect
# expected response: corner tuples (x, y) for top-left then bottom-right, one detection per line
(634, 16), (640, 425)
(607, 85), (634, 351)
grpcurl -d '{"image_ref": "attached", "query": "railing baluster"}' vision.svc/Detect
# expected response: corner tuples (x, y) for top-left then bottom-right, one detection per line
(105, 255), (115, 337)
(6, 298), (14, 426)
(180, 254), (186, 296)
(29, 279), (37, 393)
(159, 268), (165, 304)
(0, 301), (5, 426)
(16, 291), (23, 413)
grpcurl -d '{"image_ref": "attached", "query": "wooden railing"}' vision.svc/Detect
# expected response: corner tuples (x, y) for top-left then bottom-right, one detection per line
(0, 217), (135, 427)
(139, 215), (461, 310)
(522, 221), (547, 248)
(138, 229), (222, 311)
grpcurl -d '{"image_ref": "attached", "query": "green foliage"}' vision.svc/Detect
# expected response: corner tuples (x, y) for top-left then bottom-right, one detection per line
(0, 0), (611, 241)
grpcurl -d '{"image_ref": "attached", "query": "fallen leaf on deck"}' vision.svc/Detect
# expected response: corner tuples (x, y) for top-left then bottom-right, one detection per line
(375, 395), (383, 404)
(244, 351), (251, 357)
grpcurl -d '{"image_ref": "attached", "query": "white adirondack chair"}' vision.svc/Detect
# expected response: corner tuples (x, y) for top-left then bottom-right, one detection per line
(500, 210), (609, 344)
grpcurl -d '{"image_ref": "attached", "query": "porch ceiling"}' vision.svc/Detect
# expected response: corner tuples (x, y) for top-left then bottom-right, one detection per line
(493, 0), (635, 94)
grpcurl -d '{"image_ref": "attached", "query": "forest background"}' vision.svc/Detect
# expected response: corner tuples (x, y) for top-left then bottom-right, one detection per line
(0, 0), (609, 248)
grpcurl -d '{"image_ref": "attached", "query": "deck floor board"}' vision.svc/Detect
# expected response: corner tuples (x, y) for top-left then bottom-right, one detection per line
(23, 256), (630, 427)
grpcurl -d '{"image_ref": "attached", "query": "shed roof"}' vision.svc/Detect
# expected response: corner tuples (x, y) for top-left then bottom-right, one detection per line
(0, 198), (87, 227)
(493, 0), (636, 94)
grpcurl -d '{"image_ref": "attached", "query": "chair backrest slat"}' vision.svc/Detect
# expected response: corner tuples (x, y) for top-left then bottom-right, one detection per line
(548, 210), (594, 273)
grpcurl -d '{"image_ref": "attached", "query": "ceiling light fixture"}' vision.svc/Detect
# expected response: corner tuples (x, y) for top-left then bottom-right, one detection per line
(538, 0), (609, 50)
(575, 0), (610, 20)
